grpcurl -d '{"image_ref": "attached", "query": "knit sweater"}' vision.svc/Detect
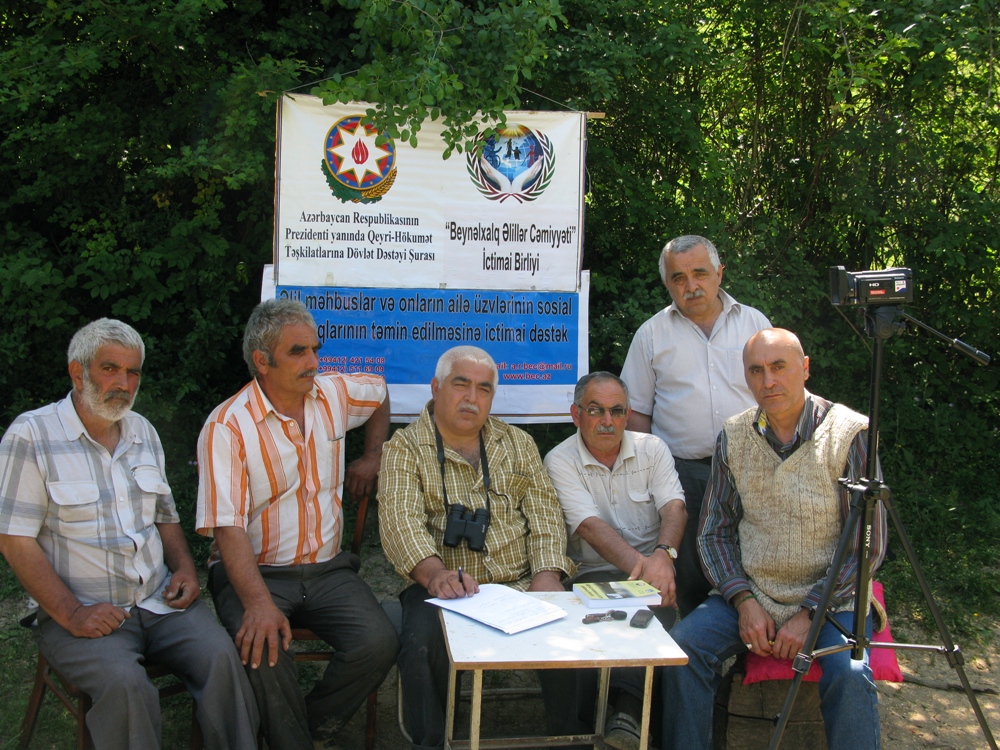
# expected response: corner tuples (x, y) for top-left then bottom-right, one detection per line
(725, 403), (868, 627)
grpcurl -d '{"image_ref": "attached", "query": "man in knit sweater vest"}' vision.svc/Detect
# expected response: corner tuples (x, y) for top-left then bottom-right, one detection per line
(661, 328), (886, 750)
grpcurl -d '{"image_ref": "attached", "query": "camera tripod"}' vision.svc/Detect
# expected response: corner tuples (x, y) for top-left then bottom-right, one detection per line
(768, 304), (997, 750)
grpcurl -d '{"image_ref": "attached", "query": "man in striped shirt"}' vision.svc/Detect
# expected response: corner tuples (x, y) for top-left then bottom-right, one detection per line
(660, 328), (885, 750)
(197, 299), (398, 750)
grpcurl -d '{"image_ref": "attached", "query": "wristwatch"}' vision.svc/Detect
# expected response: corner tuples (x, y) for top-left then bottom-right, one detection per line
(653, 544), (678, 559)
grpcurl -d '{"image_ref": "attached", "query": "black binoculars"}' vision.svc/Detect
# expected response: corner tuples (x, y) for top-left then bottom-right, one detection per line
(442, 503), (490, 551)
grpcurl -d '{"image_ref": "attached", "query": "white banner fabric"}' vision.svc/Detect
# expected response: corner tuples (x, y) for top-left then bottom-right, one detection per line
(275, 95), (585, 292)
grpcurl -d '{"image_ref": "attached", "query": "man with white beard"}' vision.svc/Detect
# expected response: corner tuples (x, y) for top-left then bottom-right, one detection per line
(0, 318), (257, 749)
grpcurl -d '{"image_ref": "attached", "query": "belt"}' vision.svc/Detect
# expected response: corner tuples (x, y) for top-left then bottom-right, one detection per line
(674, 455), (713, 466)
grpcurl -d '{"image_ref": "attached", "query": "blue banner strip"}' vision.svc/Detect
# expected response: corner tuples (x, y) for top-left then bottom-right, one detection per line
(278, 286), (580, 385)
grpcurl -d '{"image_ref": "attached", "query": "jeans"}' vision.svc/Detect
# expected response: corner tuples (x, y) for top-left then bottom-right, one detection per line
(661, 595), (880, 750)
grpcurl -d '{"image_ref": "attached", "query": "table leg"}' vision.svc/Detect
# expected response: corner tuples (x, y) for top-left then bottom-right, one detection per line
(446, 666), (457, 749)
(639, 665), (654, 750)
(595, 667), (611, 737)
(469, 669), (484, 750)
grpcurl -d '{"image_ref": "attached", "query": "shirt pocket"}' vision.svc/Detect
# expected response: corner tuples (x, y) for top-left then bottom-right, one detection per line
(627, 488), (655, 506)
(728, 347), (746, 386)
(496, 472), (530, 510)
(47, 481), (101, 532)
(131, 465), (171, 527)
(131, 465), (171, 496)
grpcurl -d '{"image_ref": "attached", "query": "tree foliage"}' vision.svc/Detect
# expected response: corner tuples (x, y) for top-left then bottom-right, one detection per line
(529, 0), (1000, 633)
(2, 0), (998, 631)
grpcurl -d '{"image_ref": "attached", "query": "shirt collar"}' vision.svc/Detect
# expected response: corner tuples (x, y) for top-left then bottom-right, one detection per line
(420, 400), (503, 447)
(247, 377), (319, 424)
(574, 429), (635, 469)
(56, 390), (141, 447)
(752, 391), (817, 453)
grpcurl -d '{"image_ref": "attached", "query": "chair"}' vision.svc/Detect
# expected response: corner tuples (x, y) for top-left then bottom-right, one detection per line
(19, 650), (202, 750)
(289, 492), (378, 750)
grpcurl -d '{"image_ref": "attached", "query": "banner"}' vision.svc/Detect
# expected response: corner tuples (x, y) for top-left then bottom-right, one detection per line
(275, 95), (585, 292)
(262, 269), (589, 422)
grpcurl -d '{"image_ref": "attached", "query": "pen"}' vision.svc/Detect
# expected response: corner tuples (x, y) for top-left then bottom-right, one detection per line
(458, 566), (464, 585)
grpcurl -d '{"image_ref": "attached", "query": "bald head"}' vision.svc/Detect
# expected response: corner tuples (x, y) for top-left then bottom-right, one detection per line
(743, 328), (810, 426)
(743, 328), (806, 363)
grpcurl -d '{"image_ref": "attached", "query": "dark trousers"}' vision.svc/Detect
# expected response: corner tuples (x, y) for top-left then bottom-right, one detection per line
(673, 457), (714, 617)
(397, 583), (589, 750)
(209, 552), (399, 750)
(37, 601), (258, 750)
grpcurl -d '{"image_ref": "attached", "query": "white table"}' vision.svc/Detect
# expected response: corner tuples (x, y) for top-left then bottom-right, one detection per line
(439, 591), (688, 749)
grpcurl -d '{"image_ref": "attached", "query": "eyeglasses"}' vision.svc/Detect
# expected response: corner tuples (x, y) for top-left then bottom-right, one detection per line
(579, 405), (628, 419)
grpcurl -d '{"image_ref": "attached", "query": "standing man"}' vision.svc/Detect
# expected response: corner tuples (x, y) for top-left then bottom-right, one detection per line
(378, 345), (580, 750)
(544, 371), (686, 749)
(0, 319), (257, 749)
(661, 328), (885, 749)
(197, 299), (399, 750)
(620, 235), (770, 615)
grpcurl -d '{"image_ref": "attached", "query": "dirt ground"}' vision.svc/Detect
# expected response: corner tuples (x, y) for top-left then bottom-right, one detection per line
(4, 544), (998, 749)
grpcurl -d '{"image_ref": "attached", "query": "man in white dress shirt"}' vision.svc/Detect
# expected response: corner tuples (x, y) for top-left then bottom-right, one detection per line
(620, 235), (770, 616)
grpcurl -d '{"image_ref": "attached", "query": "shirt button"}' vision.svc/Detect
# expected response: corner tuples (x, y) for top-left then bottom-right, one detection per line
(119, 496), (125, 502)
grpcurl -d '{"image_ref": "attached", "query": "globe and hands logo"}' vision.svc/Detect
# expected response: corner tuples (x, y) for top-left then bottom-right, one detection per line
(467, 124), (555, 203)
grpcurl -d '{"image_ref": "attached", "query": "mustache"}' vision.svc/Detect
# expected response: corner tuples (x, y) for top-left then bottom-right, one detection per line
(104, 390), (133, 402)
(458, 404), (480, 415)
(683, 289), (706, 300)
(300, 369), (318, 379)
(595, 424), (617, 434)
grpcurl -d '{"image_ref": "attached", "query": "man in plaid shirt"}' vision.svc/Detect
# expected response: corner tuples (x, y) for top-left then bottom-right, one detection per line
(0, 318), (257, 749)
(379, 345), (581, 750)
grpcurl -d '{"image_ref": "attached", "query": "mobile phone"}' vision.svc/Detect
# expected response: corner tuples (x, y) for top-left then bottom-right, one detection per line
(629, 609), (655, 629)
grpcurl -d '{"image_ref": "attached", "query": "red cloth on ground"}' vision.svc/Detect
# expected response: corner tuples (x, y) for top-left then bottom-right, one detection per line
(742, 581), (903, 684)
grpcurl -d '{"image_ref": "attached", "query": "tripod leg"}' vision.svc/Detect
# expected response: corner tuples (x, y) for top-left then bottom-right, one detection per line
(882, 494), (999, 749)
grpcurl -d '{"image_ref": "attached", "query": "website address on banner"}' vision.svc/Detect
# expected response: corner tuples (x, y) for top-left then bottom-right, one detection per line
(499, 362), (574, 382)
(502, 372), (552, 381)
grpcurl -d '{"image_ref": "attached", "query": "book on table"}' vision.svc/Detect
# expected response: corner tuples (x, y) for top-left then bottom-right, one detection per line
(572, 580), (661, 608)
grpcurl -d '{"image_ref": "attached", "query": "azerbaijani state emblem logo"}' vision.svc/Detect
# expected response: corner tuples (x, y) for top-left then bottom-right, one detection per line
(322, 115), (396, 204)
(467, 124), (554, 203)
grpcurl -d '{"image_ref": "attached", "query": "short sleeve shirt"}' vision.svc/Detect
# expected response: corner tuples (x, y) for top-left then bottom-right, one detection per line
(196, 372), (387, 567)
(620, 289), (770, 459)
(544, 430), (684, 576)
(0, 394), (176, 610)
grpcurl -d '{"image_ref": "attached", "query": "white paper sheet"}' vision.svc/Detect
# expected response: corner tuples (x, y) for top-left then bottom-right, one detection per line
(426, 584), (567, 634)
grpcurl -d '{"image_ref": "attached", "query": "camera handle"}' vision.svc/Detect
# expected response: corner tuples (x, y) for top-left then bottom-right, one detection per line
(768, 304), (996, 750)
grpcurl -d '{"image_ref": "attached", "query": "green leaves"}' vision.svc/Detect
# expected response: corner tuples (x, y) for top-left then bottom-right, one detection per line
(313, 0), (562, 154)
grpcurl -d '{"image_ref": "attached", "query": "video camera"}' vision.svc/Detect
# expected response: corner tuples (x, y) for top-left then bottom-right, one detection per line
(829, 266), (913, 306)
